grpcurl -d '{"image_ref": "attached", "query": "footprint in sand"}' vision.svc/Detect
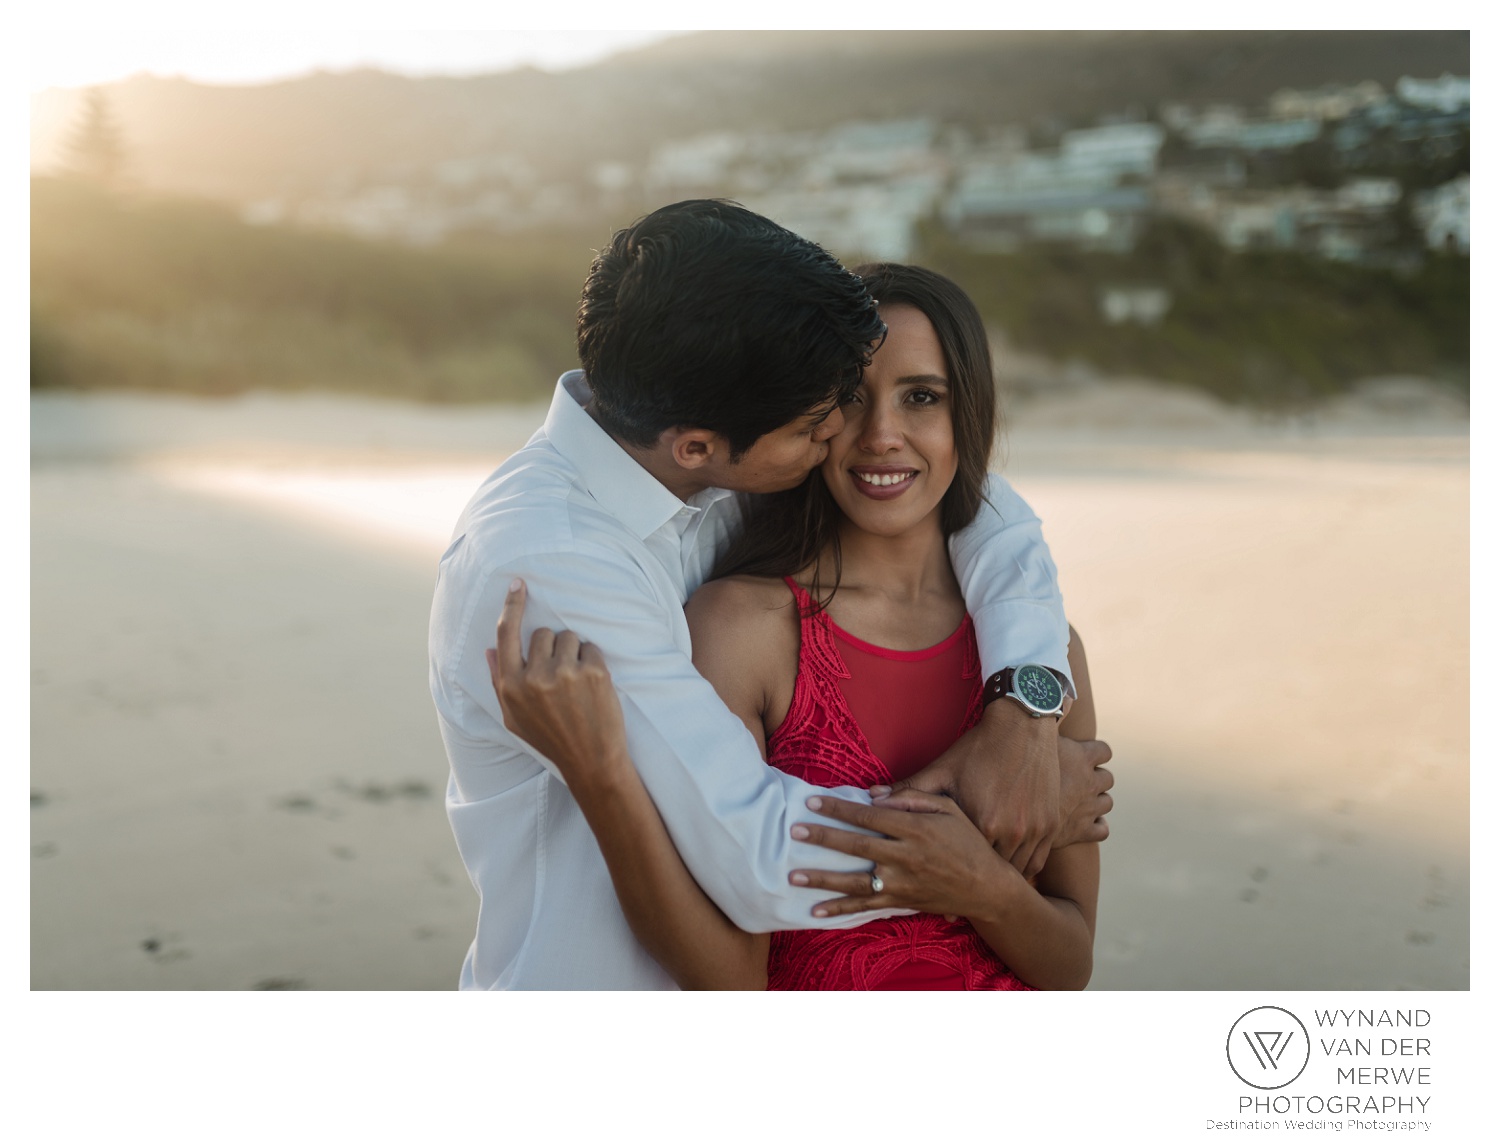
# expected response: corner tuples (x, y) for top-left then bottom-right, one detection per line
(335, 779), (434, 804)
(1422, 865), (1449, 910)
(141, 934), (191, 963)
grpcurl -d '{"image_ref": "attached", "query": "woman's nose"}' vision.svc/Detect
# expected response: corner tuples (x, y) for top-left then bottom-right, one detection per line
(858, 402), (902, 453)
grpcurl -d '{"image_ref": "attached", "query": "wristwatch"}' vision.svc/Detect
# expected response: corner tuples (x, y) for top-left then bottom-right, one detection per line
(982, 664), (1065, 719)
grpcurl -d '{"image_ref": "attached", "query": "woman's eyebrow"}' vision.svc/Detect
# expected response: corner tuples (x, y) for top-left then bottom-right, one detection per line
(897, 374), (949, 386)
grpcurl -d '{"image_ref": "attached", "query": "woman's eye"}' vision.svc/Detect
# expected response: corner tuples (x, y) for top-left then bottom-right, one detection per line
(909, 388), (942, 406)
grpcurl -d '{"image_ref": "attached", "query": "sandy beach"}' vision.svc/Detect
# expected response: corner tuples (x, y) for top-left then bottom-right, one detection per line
(30, 384), (1469, 990)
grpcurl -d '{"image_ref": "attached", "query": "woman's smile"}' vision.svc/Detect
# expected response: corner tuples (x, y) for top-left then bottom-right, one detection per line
(850, 465), (920, 498)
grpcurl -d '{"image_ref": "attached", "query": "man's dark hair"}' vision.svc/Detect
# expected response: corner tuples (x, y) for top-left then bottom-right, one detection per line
(576, 199), (886, 457)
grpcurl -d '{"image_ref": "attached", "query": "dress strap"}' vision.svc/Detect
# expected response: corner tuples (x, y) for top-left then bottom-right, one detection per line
(781, 575), (817, 616)
(780, 576), (848, 681)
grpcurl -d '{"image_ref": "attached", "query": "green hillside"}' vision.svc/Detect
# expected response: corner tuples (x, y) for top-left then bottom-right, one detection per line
(31, 177), (589, 400)
(914, 219), (1470, 407)
(31, 178), (1468, 408)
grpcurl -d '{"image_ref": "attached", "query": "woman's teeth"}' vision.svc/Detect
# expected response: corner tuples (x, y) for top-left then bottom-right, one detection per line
(855, 471), (915, 487)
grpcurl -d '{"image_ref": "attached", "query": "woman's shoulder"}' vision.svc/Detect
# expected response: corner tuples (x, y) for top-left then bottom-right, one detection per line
(687, 577), (802, 737)
(686, 574), (796, 624)
(687, 574), (799, 666)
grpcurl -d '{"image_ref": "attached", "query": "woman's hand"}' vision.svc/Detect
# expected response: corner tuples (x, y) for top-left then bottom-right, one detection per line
(788, 790), (1023, 922)
(487, 578), (630, 795)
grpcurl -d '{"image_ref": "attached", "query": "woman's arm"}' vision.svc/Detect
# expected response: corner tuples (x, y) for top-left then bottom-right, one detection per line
(967, 837), (1097, 990)
(962, 626), (1100, 986)
(486, 578), (775, 989)
(969, 625), (1099, 986)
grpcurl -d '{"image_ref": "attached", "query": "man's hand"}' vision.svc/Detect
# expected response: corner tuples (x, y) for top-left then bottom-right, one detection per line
(786, 791), (1018, 921)
(890, 700), (1115, 878)
(1057, 735), (1113, 846)
(891, 697), (1061, 879)
(486, 577), (630, 796)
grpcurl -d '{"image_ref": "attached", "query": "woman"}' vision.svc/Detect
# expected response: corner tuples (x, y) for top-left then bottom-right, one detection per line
(491, 264), (1098, 989)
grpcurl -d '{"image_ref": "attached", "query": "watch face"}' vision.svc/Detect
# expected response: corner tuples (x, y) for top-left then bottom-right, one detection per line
(1015, 664), (1063, 712)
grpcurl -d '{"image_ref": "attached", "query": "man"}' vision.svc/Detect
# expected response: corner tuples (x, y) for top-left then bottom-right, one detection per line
(429, 199), (1113, 989)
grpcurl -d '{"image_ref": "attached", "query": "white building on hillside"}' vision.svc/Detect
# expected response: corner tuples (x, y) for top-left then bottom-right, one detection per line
(1231, 119), (1321, 151)
(811, 118), (939, 183)
(1099, 285), (1172, 326)
(645, 132), (744, 194)
(1058, 122), (1166, 178)
(1269, 82), (1385, 122)
(1336, 178), (1402, 211)
(750, 170), (946, 261)
(1396, 75), (1470, 114)
(1413, 175), (1470, 253)
(1179, 105), (1247, 146)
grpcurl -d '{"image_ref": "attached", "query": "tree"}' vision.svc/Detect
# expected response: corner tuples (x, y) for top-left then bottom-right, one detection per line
(64, 87), (127, 188)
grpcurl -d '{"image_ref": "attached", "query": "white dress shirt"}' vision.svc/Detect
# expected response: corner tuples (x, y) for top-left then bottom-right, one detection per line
(429, 371), (1072, 989)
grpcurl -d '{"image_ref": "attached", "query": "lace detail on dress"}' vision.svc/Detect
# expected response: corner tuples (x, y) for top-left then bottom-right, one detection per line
(766, 915), (1035, 991)
(960, 625), (985, 738)
(766, 584), (890, 791)
(765, 578), (1034, 991)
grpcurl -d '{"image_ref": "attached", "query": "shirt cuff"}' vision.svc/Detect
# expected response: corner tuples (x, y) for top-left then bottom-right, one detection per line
(969, 598), (1076, 699)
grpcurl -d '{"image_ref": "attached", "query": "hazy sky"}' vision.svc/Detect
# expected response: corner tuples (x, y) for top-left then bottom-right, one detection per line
(29, 29), (686, 93)
(27, 7), (1441, 92)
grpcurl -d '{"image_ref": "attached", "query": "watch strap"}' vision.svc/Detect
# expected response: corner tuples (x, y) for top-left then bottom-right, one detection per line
(981, 668), (1017, 708)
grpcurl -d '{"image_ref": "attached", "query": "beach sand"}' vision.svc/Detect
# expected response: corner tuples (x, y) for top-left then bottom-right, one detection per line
(30, 386), (1469, 989)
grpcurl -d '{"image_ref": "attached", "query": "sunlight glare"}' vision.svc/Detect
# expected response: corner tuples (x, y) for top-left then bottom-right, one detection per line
(159, 463), (495, 553)
(30, 29), (681, 92)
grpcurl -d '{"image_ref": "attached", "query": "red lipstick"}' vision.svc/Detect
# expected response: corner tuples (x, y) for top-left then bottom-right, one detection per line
(849, 465), (919, 500)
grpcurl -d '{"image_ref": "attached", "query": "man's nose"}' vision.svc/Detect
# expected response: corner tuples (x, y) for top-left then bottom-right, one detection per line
(812, 404), (845, 442)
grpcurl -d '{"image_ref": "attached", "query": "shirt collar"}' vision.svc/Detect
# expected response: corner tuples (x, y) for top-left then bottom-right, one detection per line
(543, 370), (732, 541)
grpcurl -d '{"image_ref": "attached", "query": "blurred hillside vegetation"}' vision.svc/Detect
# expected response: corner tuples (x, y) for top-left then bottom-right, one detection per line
(30, 29), (1468, 408)
(32, 178), (589, 401)
(917, 221), (1467, 406)
(31, 177), (1468, 408)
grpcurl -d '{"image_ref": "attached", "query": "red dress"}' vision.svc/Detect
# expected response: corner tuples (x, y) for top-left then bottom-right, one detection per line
(765, 578), (1033, 991)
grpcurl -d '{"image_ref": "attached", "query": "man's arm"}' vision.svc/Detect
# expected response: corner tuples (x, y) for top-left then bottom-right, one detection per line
(439, 544), (895, 933)
(915, 473), (1105, 878)
(948, 472), (1073, 690)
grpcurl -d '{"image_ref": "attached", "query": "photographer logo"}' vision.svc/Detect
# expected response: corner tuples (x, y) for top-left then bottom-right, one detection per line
(1226, 1006), (1311, 1090)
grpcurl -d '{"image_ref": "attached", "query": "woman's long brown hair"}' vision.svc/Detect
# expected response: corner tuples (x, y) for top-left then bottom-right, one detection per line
(710, 263), (998, 611)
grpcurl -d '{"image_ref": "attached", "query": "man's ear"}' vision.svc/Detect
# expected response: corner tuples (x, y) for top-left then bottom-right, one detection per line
(662, 427), (726, 472)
